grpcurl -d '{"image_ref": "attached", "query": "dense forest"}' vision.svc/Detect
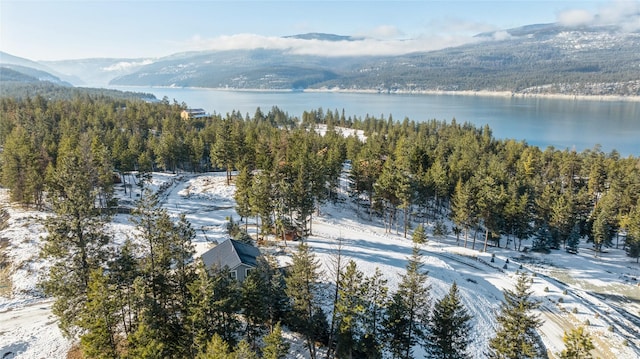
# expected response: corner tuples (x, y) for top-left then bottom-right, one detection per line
(1, 93), (639, 358)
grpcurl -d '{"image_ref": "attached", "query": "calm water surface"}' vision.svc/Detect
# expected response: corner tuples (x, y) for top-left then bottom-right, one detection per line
(115, 87), (640, 156)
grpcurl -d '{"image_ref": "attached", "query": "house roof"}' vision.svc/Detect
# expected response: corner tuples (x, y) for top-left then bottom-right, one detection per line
(201, 239), (261, 270)
(183, 108), (206, 113)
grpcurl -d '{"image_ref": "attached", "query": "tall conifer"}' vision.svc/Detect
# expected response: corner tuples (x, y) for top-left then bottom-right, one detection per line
(383, 244), (430, 359)
(489, 272), (542, 359)
(428, 282), (472, 359)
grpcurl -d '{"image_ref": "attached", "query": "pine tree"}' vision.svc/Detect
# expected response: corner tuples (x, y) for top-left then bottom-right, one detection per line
(428, 282), (473, 359)
(361, 267), (388, 359)
(129, 191), (196, 358)
(489, 272), (543, 359)
(558, 326), (594, 359)
(241, 263), (270, 346)
(110, 239), (140, 337)
(79, 269), (120, 359)
(211, 119), (237, 185)
(40, 138), (113, 337)
(262, 322), (290, 359)
(234, 166), (253, 232)
(285, 242), (324, 359)
(195, 333), (231, 359)
(627, 206), (640, 262)
(533, 222), (552, 252)
(334, 260), (366, 359)
(188, 261), (219, 354)
(232, 340), (259, 359)
(257, 254), (290, 330)
(566, 222), (581, 254)
(451, 179), (476, 249)
(250, 171), (274, 240)
(209, 266), (242, 346)
(126, 320), (166, 359)
(383, 244), (431, 359)
(412, 224), (427, 244)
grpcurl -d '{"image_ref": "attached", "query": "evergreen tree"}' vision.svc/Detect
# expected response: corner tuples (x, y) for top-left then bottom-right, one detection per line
(489, 272), (543, 359)
(188, 261), (220, 354)
(40, 138), (113, 337)
(241, 263), (270, 347)
(412, 224), (427, 244)
(129, 191), (196, 358)
(383, 244), (431, 359)
(209, 266), (242, 346)
(79, 269), (120, 359)
(257, 255), (290, 330)
(210, 119), (236, 185)
(451, 179), (476, 249)
(110, 239), (140, 337)
(234, 166), (254, 232)
(232, 340), (259, 359)
(195, 334), (231, 359)
(428, 282), (473, 359)
(566, 222), (581, 254)
(250, 171), (274, 240)
(285, 242), (324, 359)
(126, 320), (166, 359)
(558, 326), (595, 359)
(374, 159), (402, 234)
(532, 222), (552, 252)
(360, 267), (388, 359)
(262, 322), (290, 359)
(626, 205), (640, 262)
(334, 260), (366, 359)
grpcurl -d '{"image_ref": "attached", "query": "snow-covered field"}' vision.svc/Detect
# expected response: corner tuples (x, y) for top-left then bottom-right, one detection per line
(1, 171), (639, 358)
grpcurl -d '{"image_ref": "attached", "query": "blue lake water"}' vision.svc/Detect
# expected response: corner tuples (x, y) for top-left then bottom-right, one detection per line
(114, 87), (640, 156)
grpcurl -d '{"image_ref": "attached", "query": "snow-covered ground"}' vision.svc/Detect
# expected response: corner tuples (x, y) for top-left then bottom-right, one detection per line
(1, 171), (639, 358)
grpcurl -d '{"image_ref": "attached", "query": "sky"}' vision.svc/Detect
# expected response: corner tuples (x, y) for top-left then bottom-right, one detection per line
(1, 0), (639, 61)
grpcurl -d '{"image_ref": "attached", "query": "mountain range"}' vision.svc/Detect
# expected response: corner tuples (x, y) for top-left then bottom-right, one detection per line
(2, 24), (639, 96)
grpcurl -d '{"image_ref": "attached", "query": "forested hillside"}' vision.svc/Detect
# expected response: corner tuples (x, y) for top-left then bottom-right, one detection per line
(1, 94), (639, 358)
(0, 81), (157, 102)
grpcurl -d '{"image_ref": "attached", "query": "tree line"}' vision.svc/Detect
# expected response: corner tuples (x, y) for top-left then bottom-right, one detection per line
(1, 94), (640, 257)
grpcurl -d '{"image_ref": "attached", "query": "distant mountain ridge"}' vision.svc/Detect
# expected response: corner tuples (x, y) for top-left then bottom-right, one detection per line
(284, 32), (362, 41)
(3, 24), (640, 96)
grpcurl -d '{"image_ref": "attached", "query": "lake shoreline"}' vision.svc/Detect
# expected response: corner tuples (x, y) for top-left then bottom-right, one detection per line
(303, 88), (640, 102)
(114, 85), (640, 102)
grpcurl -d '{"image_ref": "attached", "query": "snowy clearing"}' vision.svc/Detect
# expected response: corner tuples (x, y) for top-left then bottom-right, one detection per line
(1, 171), (639, 358)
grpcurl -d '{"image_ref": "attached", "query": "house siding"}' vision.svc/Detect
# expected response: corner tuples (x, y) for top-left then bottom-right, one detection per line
(233, 263), (254, 282)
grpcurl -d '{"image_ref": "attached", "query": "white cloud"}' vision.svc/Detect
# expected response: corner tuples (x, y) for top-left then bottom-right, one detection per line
(177, 32), (480, 57)
(491, 31), (512, 41)
(101, 59), (154, 72)
(557, 0), (640, 30)
(557, 9), (595, 27)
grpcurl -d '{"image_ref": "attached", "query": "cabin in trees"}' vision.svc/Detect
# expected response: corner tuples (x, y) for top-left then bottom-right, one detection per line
(180, 108), (208, 120)
(200, 239), (261, 282)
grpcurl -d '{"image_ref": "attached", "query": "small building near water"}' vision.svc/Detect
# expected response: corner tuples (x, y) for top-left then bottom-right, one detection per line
(181, 108), (209, 120)
(201, 239), (261, 282)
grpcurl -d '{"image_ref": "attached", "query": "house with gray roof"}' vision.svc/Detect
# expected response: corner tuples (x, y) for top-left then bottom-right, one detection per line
(201, 239), (261, 282)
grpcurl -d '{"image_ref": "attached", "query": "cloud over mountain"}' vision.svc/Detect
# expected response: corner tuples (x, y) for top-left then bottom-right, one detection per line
(557, 0), (640, 30)
(178, 32), (479, 57)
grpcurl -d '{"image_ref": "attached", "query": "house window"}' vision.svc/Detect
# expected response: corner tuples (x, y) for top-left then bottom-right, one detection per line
(245, 268), (253, 277)
(230, 270), (237, 280)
